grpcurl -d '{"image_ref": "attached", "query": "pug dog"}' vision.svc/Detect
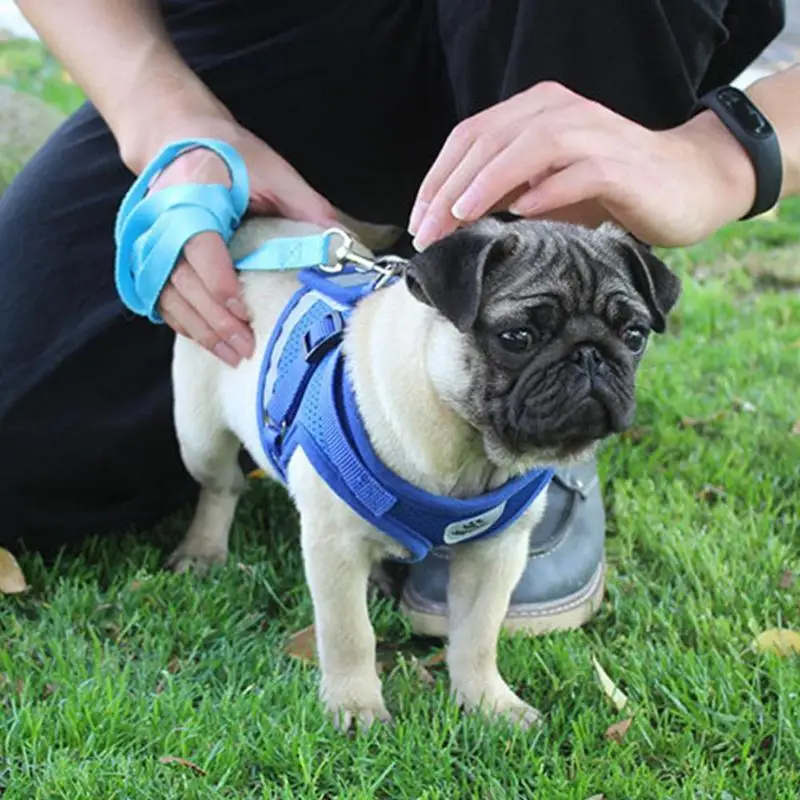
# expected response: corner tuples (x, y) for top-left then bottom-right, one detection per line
(168, 214), (680, 731)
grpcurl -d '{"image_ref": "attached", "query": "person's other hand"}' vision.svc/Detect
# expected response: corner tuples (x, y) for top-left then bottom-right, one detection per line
(408, 81), (757, 251)
(145, 117), (337, 367)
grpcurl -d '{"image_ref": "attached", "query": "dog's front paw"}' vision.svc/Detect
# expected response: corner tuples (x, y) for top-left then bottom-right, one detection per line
(329, 701), (393, 733)
(164, 546), (227, 575)
(453, 682), (542, 730)
(321, 681), (392, 733)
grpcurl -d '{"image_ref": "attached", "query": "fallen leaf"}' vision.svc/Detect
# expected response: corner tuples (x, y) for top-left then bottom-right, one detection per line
(166, 656), (181, 674)
(409, 655), (435, 687)
(754, 628), (800, 658)
(779, 570), (795, 590)
(605, 717), (633, 743)
(0, 548), (28, 595)
(155, 678), (166, 694)
(620, 427), (650, 443)
(679, 410), (727, 430)
(421, 650), (447, 668)
(42, 683), (57, 699)
(732, 397), (757, 414)
(15, 679), (24, 697)
(158, 756), (206, 776)
(285, 624), (316, 662)
(591, 656), (628, 711)
(792, 420), (800, 436)
(696, 484), (727, 503)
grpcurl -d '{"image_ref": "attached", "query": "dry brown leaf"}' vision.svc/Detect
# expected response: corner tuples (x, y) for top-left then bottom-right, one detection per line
(732, 397), (757, 414)
(754, 628), (800, 658)
(285, 624), (317, 662)
(791, 420), (800, 436)
(15, 678), (24, 697)
(409, 656), (435, 687)
(696, 484), (727, 503)
(679, 410), (727, 429)
(779, 570), (795, 590)
(620, 427), (650, 443)
(421, 650), (446, 668)
(158, 756), (206, 776)
(0, 548), (28, 595)
(166, 656), (181, 674)
(591, 656), (628, 711)
(42, 683), (57, 699)
(605, 717), (633, 743)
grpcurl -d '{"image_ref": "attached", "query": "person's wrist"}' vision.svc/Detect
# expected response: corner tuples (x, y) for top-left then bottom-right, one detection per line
(113, 68), (235, 174)
(675, 109), (758, 225)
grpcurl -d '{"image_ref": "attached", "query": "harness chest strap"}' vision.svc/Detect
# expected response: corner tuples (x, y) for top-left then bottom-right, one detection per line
(255, 268), (554, 563)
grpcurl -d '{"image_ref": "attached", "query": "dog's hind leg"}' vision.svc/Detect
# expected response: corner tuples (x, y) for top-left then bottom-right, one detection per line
(166, 348), (245, 575)
(446, 518), (543, 729)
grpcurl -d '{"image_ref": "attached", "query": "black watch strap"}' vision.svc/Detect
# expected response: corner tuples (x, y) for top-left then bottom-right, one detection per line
(695, 85), (782, 220)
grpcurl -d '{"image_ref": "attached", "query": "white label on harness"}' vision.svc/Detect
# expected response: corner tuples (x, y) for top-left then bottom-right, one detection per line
(443, 502), (507, 545)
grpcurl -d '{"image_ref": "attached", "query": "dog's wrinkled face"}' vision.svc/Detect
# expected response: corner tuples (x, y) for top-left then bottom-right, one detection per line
(404, 217), (681, 466)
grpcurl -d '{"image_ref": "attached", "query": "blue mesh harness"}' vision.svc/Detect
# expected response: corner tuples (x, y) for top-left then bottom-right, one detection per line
(255, 266), (554, 562)
(113, 138), (555, 563)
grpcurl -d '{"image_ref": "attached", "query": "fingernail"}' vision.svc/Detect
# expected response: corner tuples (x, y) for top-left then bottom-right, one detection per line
(412, 215), (439, 252)
(228, 332), (254, 359)
(451, 187), (478, 221)
(408, 201), (429, 236)
(226, 297), (250, 320)
(213, 341), (240, 367)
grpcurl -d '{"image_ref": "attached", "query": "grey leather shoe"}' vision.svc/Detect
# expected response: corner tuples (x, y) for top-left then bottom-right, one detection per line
(399, 458), (606, 637)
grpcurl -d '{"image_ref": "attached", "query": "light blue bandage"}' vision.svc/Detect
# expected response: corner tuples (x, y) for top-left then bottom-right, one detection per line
(114, 138), (249, 322)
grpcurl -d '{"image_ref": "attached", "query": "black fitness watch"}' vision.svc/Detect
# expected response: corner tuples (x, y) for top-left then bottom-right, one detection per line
(695, 85), (782, 220)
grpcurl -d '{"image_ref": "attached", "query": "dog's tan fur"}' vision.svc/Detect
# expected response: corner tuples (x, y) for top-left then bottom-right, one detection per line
(169, 216), (559, 730)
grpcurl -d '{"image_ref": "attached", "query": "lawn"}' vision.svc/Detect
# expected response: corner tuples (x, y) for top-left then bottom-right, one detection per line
(1, 38), (799, 800)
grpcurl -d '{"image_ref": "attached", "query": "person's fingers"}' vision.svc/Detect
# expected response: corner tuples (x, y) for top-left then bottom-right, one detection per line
(169, 257), (255, 359)
(508, 158), (629, 220)
(182, 232), (249, 317)
(408, 81), (579, 235)
(159, 288), (241, 367)
(410, 128), (518, 250)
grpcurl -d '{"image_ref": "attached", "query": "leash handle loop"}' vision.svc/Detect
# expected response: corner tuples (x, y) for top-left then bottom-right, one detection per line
(114, 138), (249, 322)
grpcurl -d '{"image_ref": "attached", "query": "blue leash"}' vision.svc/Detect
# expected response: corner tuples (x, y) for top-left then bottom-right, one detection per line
(114, 138), (342, 322)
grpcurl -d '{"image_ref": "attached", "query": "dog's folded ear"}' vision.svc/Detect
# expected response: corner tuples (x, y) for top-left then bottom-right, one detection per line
(621, 238), (682, 334)
(404, 220), (519, 332)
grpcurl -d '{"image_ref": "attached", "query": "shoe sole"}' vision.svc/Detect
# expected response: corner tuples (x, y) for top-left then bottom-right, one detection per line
(400, 559), (606, 639)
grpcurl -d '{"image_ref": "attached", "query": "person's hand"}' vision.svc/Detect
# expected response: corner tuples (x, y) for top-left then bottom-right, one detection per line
(145, 116), (337, 367)
(408, 81), (757, 251)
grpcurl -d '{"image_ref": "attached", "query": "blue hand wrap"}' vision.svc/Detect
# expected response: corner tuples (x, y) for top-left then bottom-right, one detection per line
(114, 138), (249, 322)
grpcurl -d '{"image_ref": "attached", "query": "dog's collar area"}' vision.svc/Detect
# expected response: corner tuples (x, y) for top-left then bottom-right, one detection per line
(255, 265), (554, 563)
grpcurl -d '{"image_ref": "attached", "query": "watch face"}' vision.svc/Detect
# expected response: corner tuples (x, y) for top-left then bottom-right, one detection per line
(717, 87), (774, 138)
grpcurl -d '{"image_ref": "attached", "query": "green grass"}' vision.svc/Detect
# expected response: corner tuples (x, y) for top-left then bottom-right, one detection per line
(1, 38), (800, 800)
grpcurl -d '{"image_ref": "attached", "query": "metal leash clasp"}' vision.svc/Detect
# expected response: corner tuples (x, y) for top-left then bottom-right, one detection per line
(321, 227), (405, 288)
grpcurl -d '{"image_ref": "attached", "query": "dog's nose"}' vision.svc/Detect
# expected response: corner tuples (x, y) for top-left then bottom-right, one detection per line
(570, 344), (604, 379)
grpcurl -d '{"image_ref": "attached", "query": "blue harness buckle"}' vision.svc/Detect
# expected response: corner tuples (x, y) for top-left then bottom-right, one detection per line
(304, 312), (344, 363)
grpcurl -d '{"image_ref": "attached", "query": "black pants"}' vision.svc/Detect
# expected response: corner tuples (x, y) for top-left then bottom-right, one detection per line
(0, 0), (761, 549)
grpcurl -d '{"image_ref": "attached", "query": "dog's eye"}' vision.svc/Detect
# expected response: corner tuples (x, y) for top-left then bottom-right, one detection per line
(498, 328), (536, 353)
(622, 326), (649, 354)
